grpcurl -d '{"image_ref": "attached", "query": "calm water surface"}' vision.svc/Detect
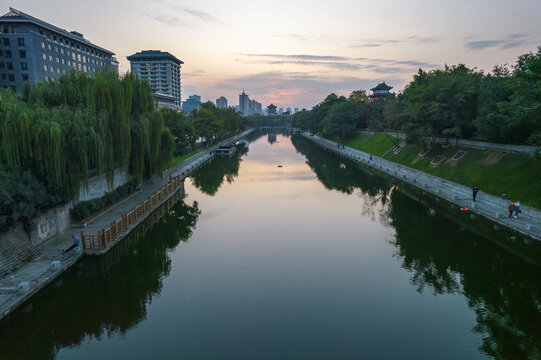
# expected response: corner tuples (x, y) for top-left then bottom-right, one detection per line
(1, 132), (540, 359)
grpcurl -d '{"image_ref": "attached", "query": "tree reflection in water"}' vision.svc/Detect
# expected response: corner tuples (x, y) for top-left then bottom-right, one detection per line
(293, 135), (541, 360)
(0, 200), (200, 360)
(190, 143), (249, 195)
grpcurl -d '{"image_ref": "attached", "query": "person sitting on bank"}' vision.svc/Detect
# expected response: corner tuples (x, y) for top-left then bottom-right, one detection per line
(63, 235), (80, 253)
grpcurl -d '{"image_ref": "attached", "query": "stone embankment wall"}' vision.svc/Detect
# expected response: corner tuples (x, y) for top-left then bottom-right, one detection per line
(75, 167), (131, 204)
(0, 225), (37, 278)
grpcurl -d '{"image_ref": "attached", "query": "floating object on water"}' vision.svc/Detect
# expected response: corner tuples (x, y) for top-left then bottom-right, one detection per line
(460, 207), (469, 211)
(278, 165), (283, 168)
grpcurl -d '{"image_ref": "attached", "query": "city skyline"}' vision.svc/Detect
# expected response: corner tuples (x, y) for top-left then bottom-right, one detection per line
(3, 1), (541, 109)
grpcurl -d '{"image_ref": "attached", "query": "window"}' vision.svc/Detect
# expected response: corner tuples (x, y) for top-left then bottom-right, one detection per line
(60, 49), (64, 54)
(78, 63), (82, 71)
(5, 50), (11, 58)
(54, 46), (58, 52)
(41, 41), (45, 48)
(19, 50), (26, 58)
(61, 59), (65, 65)
(67, 60), (71, 66)
(7, 62), (12, 70)
(43, 64), (47, 71)
(8, 74), (14, 82)
(48, 44), (52, 50)
(17, 38), (24, 46)
(0, 62), (3, 69)
(57, 68), (60, 73)
(20, 62), (27, 70)
(50, 66), (54, 72)
(42, 53), (46, 60)
(77, 54), (81, 61)
(0, 50), (2, 56)
(3, 38), (9, 46)
(22, 74), (29, 81)
(83, 65), (87, 72)
(72, 53), (75, 60)
(56, 57), (59, 63)
(1, 74), (5, 80)
(49, 55), (53, 61)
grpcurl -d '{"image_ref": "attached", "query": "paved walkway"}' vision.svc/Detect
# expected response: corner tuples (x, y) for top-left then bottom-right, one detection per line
(0, 129), (253, 321)
(304, 133), (541, 242)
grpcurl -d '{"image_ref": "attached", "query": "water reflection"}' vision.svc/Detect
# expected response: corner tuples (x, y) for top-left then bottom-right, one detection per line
(0, 200), (200, 360)
(387, 190), (541, 359)
(293, 135), (541, 359)
(190, 143), (248, 195)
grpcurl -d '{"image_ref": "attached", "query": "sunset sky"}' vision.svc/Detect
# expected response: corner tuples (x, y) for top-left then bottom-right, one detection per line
(9, 0), (541, 109)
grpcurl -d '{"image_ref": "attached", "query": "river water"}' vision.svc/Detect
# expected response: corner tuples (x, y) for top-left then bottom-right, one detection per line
(1, 132), (540, 359)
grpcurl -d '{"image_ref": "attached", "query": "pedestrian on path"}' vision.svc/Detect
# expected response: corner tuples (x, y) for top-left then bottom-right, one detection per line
(472, 186), (479, 201)
(370, 154), (373, 161)
(514, 201), (521, 218)
(508, 202), (516, 217)
(63, 235), (80, 253)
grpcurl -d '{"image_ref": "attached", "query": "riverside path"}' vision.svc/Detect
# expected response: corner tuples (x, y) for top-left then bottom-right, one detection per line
(0, 129), (254, 321)
(303, 132), (541, 243)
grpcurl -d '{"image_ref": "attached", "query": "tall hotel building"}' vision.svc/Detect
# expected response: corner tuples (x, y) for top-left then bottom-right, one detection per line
(127, 50), (183, 110)
(0, 7), (118, 92)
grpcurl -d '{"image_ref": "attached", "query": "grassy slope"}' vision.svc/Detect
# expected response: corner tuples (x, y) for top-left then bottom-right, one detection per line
(166, 148), (205, 170)
(340, 133), (541, 208)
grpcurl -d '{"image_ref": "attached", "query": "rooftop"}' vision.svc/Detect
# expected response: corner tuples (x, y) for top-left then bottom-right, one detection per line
(371, 82), (393, 91)
(0, 7), (114, 55)
(127, 50), (183, 65)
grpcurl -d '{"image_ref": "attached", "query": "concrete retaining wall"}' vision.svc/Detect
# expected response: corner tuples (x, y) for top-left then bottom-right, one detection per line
(0, 224), (37, 278)
(75, 167), (131, 204)
(29, 202), (73, 246)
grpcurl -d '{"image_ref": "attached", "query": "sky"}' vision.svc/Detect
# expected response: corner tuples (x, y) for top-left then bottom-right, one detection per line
(7, 0), (541, 109)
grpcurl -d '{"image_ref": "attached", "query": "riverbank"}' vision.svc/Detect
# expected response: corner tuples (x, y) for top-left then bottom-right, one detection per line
(303, 132), (541, 244)
(0, 129), (254, 321)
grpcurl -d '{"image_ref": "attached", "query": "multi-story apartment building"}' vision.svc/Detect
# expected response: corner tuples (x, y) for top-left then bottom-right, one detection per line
(216, 96), (227, 109)
(0, 7), (118, 92)
(182, 94), (202, 114)
(127, 50), (183, 110)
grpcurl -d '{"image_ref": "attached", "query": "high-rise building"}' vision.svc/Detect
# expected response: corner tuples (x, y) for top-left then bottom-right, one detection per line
(286, 107), (292, 114)
(127, 50), (183, 110)
(216, 96), (227, 109)
(294, 107), (299, 114)
(278, 108), (284, 115)
(239, 89), (250, 115)
(0, 7), (118, 92)
(182, 94), (201, 114)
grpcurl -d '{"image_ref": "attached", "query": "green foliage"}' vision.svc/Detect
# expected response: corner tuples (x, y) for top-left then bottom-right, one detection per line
(292, 47), (541, 148)
(0, 167), (63, 232)
(70, 179), (139, 221)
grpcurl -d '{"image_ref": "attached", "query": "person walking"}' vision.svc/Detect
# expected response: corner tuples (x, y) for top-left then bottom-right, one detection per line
(370, 154), (373, 161)
(514, 201), (521, 218)
(508, 202), (515, 217)
(472, 186), (479, 201)
(63, 235), (80, 253)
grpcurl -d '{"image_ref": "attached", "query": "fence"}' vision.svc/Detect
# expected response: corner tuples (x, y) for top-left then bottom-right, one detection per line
(80, 176), (182, 251)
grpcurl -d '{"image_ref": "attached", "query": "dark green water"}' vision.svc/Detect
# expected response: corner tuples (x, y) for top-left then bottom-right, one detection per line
(1, 132), (540, 360)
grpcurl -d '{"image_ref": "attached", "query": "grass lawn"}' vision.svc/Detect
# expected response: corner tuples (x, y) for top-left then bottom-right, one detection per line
(323, 132), (541, 209)
(343, 133), (399, 156)
(166, 147), (205, 170)
(385, 144), (541, 209)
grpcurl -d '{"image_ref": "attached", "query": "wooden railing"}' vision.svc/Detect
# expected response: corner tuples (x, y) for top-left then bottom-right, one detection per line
(81, 176), (182, 251)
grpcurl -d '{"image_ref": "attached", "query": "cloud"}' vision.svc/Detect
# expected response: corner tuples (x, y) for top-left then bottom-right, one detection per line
(351, 36), (438, 48)
(465, 34), (530, 51)
(237, 53), (439, 73)
(143, 13), (191, 27)
(144, 4), (222, 28)
(270, 33), (324, 43)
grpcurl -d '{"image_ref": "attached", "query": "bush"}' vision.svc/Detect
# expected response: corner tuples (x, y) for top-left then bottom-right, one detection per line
(70, 179), (139, 221)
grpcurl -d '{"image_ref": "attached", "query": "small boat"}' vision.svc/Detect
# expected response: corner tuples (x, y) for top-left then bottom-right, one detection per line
(278, 165), (283, 168)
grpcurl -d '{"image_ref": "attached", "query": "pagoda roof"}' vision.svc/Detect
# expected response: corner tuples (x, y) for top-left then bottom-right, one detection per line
(267, 104), (277, 108)
(371, 82), (393, 91)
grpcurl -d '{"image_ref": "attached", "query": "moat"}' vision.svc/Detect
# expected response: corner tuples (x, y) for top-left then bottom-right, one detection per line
(1, 131), (539, 360)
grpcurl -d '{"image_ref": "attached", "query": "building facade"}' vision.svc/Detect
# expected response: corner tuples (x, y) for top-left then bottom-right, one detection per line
(239, 90), (250, 116)
(216, 96), (228, 109)
(267, 104), (277, 115)
(154, 92), (178, 110)
(369, 82), (393, 100)
(127, 50), (183, 110)
(0, 7), (118, 92)
(182, 94), (202, 114)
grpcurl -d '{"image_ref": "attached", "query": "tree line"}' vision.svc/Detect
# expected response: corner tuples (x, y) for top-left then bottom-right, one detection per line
(291, 48), (541, 148)
(0, 70), (247, 232)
